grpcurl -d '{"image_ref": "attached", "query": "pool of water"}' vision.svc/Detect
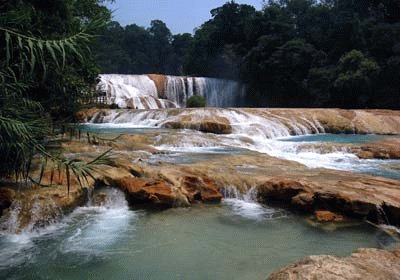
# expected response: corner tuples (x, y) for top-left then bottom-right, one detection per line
(277, 134), (397, 144)
(0, 188), (397, 280)
(77, 123), (170, 135)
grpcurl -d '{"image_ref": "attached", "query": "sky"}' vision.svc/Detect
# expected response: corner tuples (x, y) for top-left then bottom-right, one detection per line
(106, 0), (264, 34)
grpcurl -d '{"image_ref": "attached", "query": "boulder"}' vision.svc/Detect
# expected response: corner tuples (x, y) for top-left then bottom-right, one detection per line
(267, 247), (400, 280)
(115, 177), (190, 208)
(163, 120), (232, 134)
(181, 176), (222, 203)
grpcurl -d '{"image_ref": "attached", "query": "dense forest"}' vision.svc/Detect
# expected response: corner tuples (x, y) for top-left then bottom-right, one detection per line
(97, 0), (400, 109)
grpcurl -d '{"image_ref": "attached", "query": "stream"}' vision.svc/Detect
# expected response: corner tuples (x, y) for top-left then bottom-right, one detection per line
(1, 123), (400, 279)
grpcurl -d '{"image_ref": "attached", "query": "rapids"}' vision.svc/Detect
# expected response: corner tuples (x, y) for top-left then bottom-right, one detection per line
(82, 109), (400, 179)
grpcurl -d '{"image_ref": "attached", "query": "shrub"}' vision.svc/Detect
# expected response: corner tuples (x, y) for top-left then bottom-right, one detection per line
(187, 96), (206, 108)
(109, 103), (120, 109)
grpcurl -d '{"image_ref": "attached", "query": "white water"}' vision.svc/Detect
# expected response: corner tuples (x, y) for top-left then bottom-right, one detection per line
(84, 108), (400, 175)
(97, 74), (246, 108)
(0, 188), (136, 269)
(97, 74), (176, 109)
(222, 186), (287, 221)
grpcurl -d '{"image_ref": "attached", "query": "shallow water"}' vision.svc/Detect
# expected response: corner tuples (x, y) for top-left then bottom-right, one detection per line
(79, 124), (400, 179)
(77, 123), (170, 134)
(0, 188), (397, 280)
(5, 125), (396, 279)
(277, 133), (392, 144)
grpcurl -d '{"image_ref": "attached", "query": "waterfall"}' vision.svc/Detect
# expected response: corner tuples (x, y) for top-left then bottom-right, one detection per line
(222, 186), (286, 221)
(193, 77), (246, 107)
(97, 74), (246, 109)
(165, 76), (193, 107)
(97, 74), (177, 109)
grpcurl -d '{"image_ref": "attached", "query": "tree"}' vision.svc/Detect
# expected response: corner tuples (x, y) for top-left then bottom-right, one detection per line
(148, 20), (173, 73)
(0, 0), (111, 185)
(333, 50), (380, 107)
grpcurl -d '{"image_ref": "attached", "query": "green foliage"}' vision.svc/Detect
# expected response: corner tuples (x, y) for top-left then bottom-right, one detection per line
(0, 0), (112, 191)
(95, 0), (400, 109)
(333, 50), (380, 107)
(187, 96), (207, 108)
(96, 20), (192, 75)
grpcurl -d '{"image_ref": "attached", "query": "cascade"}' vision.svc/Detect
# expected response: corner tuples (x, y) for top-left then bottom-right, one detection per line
(97, 74), (176, 109)
(221, 186), (286, 221)
(97, 74), (246, 109)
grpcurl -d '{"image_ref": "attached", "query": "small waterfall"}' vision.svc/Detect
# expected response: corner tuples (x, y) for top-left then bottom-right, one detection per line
(0, 197), (62, 234)
(97, 74), (246, 109)
(222, 186), (286, 221)
(376, 205), (390, 225)
(0, 188), (135, 269)
(165, 76), (193, 107)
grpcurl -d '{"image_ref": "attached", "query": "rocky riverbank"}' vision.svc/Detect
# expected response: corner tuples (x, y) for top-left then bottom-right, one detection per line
(267, 247), (400, 280)
(1, 107), (400, 279)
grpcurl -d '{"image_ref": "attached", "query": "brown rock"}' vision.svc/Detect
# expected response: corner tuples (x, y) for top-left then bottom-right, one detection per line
(267, 247), (400, 280)
(163, 120), (232, 134)
(1, 186), (89, 233)
(314, 210), (344, 222)
(353, 138), (400, 160)
(181, 176), (222, 203)
(77, 108), (400, 135)
(115, 177), (190, 208)
(147, 74), (167, 98)
(257, 179), (310, 203)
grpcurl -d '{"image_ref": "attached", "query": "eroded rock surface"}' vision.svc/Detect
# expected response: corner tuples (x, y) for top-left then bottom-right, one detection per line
(267, 247), (400, 280)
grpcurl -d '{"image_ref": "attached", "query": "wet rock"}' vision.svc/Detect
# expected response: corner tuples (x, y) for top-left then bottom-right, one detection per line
(77, 108), (400, 135)
(181, 176), (222, 203)
(147, 74), (167, 98)
(115, 177), (190, 208)
(0, 186), (88, 233)
(92, 191), (108, 206)
(353, 138), (400, 160)
(314, 210), (344, 222)
(267, 247), (400, 280)
(0, 188), (15, 216)
(163, 120), (232, 134)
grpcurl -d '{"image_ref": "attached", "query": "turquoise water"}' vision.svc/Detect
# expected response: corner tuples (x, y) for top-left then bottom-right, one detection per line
(276, 134), (400, 179)
(0, 188), (397, 280)
(77, 123), (170, 134)
(2, 128), (400, 279)
(277, 134), (394, 144)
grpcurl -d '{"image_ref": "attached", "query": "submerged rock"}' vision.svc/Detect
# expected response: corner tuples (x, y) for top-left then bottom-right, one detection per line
(267, 247), (400, 280)
(314, 210), (344, 222)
